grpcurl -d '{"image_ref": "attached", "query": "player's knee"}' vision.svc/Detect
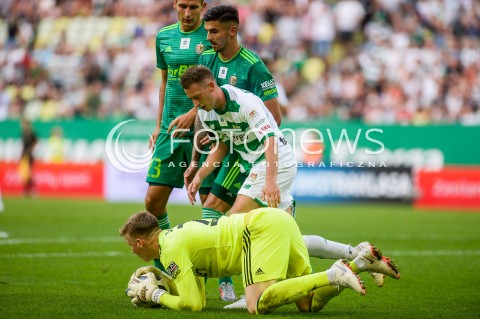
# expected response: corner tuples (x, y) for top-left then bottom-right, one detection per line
(144, 193), (164, 216)
(203, 195), (231, 213)
(247, 301), (258, 314)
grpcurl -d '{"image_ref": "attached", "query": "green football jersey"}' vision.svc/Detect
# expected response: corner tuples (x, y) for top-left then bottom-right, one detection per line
(198, 46), (278, 102)
(155, 21), (211, 134)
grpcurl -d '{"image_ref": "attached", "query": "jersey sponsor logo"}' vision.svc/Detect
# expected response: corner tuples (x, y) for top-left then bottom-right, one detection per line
(195, 43), (205, 54)
(229, 75), (238, 86)
(255, 268), (265, 275)
(166, 261), (181, 279)
(219, 67), (228, 79)
(249, 110), (258, 119)
(168, 64), (195, 77)
(259, 124), (271, 134)
(263, 88), (277, 97)
(164, 45), (172, 53)
(231, 134), (246, 143)
(254, 118), (266, 128)
(260, 79), (275, 90)
(180, 38), (190, 49)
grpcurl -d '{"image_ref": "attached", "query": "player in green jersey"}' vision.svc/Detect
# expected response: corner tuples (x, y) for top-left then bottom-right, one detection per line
(122, 208), (372, 313)
(184, 5), (282, 215)
(146, 0), (209, 240)
(145, 0), (211, 272)
(181, 5), (392, 301)
(181, 5), (282, 300)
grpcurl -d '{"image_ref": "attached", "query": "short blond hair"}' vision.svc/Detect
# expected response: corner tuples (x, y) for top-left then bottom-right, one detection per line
(119, 211), (159, 238)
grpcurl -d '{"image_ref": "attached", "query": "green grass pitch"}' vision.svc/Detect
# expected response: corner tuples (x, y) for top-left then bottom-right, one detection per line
(0, 197), (479, 318)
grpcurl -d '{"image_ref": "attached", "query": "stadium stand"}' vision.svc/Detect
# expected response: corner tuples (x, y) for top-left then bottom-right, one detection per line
(0, 0), (479, 124)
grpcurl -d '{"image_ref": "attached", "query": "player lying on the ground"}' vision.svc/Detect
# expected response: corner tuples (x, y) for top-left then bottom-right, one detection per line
(121, 207), (399, 313)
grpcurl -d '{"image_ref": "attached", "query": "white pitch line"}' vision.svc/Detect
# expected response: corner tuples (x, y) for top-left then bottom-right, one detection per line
(389, 250), (480, 256)
(1, 233), (478, 246)
(1, 250), (480, 259)
(0, 236), (122, 245)
(0, 251), (128, 259)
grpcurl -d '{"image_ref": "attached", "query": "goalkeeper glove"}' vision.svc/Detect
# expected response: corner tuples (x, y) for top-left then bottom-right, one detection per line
(126, 272), (168, 305)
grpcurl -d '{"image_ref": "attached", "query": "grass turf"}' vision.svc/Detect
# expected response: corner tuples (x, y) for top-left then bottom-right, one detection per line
(0, 197), (479, 318)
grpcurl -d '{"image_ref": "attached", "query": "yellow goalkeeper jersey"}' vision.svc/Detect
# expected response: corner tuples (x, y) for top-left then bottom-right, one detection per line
(157, 213), (246, 310)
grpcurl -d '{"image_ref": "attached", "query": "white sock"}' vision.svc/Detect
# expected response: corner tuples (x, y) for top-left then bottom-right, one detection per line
(303, 235), (354, 259)
(353, 255), (367, 271)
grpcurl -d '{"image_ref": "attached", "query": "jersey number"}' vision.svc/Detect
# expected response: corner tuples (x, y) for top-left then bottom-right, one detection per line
(148, 158), (162, 178)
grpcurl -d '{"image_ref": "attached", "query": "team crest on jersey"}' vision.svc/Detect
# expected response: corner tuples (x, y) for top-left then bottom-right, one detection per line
(166, 262), (181, 279)
(229, 75), (238, 86)
(195, 43), (205, 55)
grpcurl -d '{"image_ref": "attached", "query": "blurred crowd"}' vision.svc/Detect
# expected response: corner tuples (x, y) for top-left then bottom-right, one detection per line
(1, 0), (479, 125)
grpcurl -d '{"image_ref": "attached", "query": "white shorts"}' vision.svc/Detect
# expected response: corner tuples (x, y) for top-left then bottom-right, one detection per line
(238, 162), (297, 211)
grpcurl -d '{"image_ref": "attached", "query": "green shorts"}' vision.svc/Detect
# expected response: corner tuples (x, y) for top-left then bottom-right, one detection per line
(146, 133), (192, 188)
(198, 149), (219, 195)
(211, 152), (248, 206)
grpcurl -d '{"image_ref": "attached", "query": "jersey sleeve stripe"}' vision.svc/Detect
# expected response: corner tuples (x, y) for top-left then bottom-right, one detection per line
(241, 50), (259, 63)
(240, 52), (256, 65)
(242, 50), (258, 63)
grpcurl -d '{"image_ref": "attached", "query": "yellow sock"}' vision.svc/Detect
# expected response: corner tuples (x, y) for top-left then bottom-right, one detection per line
(349, 260), (360, 273)
(256, 272), (330, 314)
(311, 285), (344, 312)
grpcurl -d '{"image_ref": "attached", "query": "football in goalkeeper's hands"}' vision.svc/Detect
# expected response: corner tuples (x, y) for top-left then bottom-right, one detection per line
(126, 271), (170, 308)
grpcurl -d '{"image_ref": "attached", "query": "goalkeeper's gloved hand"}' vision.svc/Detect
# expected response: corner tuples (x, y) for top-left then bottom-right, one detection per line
(133, 265), (178, 296)
(126, 272), (168, 305)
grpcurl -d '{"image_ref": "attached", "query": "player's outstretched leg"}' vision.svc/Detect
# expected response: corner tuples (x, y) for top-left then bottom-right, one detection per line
(254, 259), (365, 314)
(349, 243), (400, 281)
(354, 242), (386, 286)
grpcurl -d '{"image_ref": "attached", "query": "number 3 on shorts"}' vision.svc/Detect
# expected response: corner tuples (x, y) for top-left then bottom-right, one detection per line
(148, 158), (162, 178)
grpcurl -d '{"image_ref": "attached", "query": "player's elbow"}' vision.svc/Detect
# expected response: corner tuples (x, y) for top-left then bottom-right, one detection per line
(274, 115), (282, 127)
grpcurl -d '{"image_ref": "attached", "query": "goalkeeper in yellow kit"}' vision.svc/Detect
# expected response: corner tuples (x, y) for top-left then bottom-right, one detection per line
(120, 208), (368, 314)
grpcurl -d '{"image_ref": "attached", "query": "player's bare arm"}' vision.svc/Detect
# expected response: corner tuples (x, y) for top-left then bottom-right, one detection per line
(264, 98), (282, 127)
(184, 114), (208, 188)
(187, 141), (228, 204)
(167, 106), (198, 138)
(150, 69), (168, 150)
(262, 135), (280, 208)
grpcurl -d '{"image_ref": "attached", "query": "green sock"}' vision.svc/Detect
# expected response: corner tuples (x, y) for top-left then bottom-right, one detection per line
(154, 213), (169, 273)
(157, 213), (170, 230)
(202, 208), (226, 286)
(202, 208), (224, 219)
(219, 276), (233, 285)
